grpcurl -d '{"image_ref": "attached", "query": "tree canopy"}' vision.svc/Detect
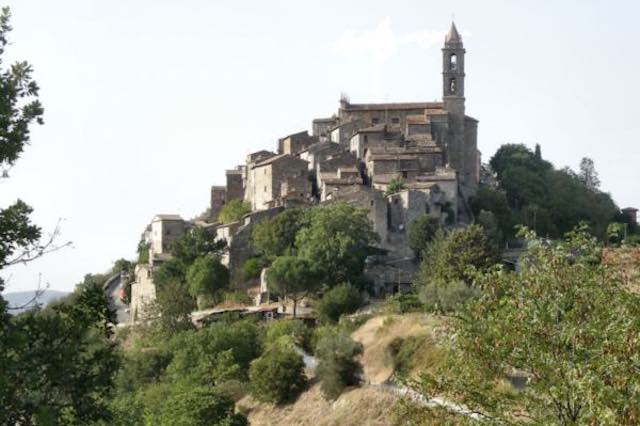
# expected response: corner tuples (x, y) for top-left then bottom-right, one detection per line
(218, 199), (251, 224)
(477, 144), (619, 239)
(417, 226), (640, 424)
(267, 256), (321, 317)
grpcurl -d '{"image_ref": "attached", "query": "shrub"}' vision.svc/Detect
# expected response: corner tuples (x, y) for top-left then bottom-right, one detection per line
(419, 280), (480, 314)
(218, 199), (251, 224)
(315, 329), (364, 400)
(224, 291), (253, 306)
(243, 258), (263, 281)
(408, 214), (440, 259)
(317, 283), (362, 324)
(249, 344), (307, 404)
(186, 254), (229, 309)
(264, 319), (311, 351)
(155, 385), (248, 426)
(387, 292), (423, 314)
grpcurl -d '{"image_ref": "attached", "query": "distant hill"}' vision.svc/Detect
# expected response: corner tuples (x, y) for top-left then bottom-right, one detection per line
(2, 289), (70, 314)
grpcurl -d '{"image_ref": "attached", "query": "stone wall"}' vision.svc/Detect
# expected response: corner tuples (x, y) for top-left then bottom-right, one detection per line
(226, 167), (245, 201)
(130, 264), (155, 322)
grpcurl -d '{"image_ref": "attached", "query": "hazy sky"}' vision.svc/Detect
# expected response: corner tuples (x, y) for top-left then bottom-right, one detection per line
(1, 0), (639, 293)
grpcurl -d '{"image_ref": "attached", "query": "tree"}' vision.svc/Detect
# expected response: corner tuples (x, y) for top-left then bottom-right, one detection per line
(296, 203), (379, 285)
(186, 254), (229, 309)
(249, 344), (307, 404)
(316, 282), (361, 324)
(264, 319), (311, 351)
(418, 225), (498, 285)
(417, 227), (640, 423)
(267, 256), (321, 317)
(385, 177), (406, 195)
(251, 208), (307, 259)
(578, 156), (600, 191)
(0, 281), (120, 425)
(408, 214), (440, 259)
(155, 385), (248, 426)
(315, 329), (363, 400)
(218, 199), (251, 224)
(242, 257), (263, 281)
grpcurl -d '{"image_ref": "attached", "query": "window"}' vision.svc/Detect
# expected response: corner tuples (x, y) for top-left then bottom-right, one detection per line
(372, 117), (380, 125)
(449, 53), (457, 71)
(402, 171), (408, 178)
(449, 78), (457, 94)
(264, 168), (267, 175)
(364, 135), (368, 143)
(370, 200), (374, 207)
(391, 117), (400, 124)
(264, 186), (267, 192)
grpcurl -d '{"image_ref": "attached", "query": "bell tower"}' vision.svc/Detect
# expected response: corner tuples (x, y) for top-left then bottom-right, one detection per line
(442, 22), (468, 187)
(442, 22), (465, 114)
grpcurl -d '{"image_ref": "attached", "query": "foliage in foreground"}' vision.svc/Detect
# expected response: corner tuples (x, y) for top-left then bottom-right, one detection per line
(417, 226), (640, 424)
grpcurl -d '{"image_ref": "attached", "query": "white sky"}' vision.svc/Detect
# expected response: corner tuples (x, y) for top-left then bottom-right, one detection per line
(2, 0), (639, 293)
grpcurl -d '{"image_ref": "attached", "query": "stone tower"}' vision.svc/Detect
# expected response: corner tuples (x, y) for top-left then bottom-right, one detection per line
(442, 22), (467, 186)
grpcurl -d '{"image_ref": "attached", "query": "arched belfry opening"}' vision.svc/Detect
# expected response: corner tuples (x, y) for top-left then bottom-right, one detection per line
(449, 53), (457, 71)
(449, 78), (457, 95)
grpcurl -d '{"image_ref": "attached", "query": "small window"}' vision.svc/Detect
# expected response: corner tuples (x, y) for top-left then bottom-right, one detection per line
(372, 117), (380, 125)
(264, 186), (267, 192)
(402, 171), (408, 178)
(370, 200), (374, 207)
(391, 117), (400, 124)
(364, 135), (368, 143)
(449, 78), (457, 94)
(264, 169), (267, 175)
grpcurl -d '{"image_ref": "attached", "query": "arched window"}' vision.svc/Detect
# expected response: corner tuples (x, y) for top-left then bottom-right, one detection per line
(449, 53), (457, 70)
(449, 78), (457, 94)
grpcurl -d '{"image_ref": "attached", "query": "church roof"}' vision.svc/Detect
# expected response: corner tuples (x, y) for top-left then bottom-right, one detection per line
(341, 102), (443, 112)
(445, 22), (462, 43)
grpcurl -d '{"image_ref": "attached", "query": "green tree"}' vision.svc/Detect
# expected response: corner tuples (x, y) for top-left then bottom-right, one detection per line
(186, 254), (229, 309)
(218, 199), (251, 224)
(296, 203), (379, 285)
(249, 344), (307, 404)
(417, 227), (640, 424)
(408, 214), (440, 260)
(1, 282), (120, 425)
(251, 208), (307, 259)
(267, 256), (321, 317)
(385, 177), (406, 195)
(316, 282), (361, 324)
(578, 156), (600, 191)
(154, 385), (248, 426)
(264, 319), (311, 351)
(242, 257), (262, 281)
(418, 225), (498, 285)
(315, 329), (364, 400)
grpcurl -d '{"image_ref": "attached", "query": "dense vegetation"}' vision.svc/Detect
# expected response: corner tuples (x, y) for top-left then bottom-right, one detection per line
(472, 144), (621, 241)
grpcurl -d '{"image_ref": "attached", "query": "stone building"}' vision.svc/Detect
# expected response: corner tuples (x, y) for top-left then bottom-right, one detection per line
(226, 166), (245, 201)
(149, 214), (186, 262)
(277, 131), (317, 155)
(244, 153), (311, 210)
(315, 22), (479, 197)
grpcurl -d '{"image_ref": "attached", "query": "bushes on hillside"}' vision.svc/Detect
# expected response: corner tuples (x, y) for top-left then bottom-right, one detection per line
(249, 344), (307, 404)
(264, 319), (311, 351)
(218, 199), (251, 224)
(315, 329), (364, 400)
(152, 385), (248, 426)
(316, 282), (362, 324)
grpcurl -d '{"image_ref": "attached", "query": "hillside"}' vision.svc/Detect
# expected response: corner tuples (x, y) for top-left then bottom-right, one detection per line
(240, 312), (448, 426)
(2, 289), (69, 314)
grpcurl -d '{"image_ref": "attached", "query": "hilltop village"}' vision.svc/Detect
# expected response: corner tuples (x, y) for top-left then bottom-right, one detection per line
(130, 23), (480, 319)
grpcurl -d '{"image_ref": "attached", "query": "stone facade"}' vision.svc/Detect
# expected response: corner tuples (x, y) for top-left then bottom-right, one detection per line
(130, 263), (155, 321)
(245, 154), (311, 210)
(225, 166), (245, 201)
(150, 214), (186, 261)
(278, 131), (317, 155)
